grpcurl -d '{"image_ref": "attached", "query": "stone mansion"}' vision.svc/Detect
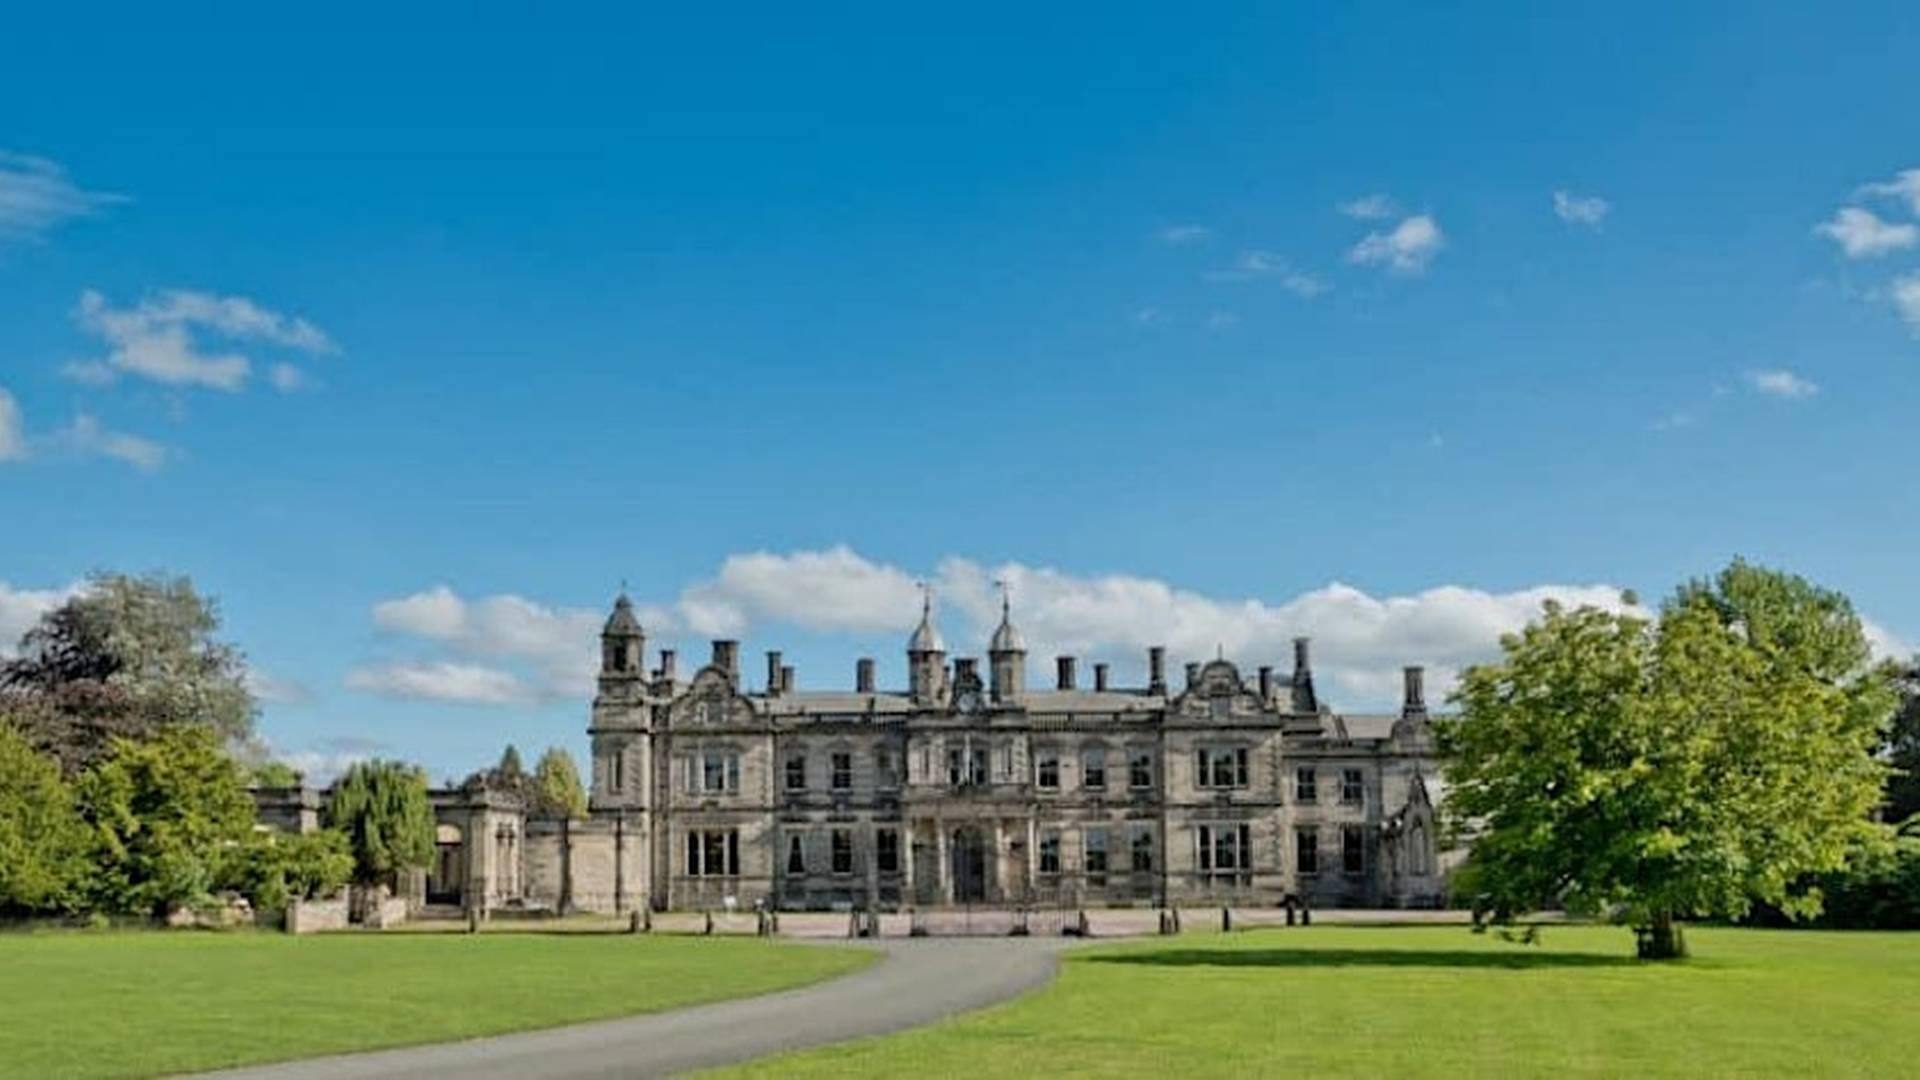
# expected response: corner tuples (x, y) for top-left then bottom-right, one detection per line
(261, 592), (1455, 914)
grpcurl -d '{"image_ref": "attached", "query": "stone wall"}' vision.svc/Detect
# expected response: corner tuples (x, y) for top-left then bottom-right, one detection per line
(285, 894), (350, 934)
(521, 815), (648, 913)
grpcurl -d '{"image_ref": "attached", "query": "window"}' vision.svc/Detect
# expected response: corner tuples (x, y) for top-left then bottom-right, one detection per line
(686, 829), (740, 876)
(786, 833), (805, 875)
(1196, 824), (1253, 878)
(1197, 747), (1249, 789)
(877, 829), (899, 874)
(1409, 822), (1430, 876)
(1085, 828), (1110, 879)
(1296, 828), (1319, 875)
(699, 751), (740, 794)
(831, 751), (853, 791)
(947, 747), (965, 786)
(1295, 767), (1318, 803)
(1341, 768), (1364, 806)
(1081, 747), (1107, 791)
(1343, 826), (1365, 875)
(1130, 826), (1154, 873)
(831, 829), (854, 875)
(969, 747), (989, 786)
(1129, 748), (1153, 790)
(611, 750), (624, 793)
(876, 747), (898, 788)
(784, 754), (806, 792)
(1036, 751), (1060, 790)
(1039, 830), (1061, 874)
(947, 746), (989, 786)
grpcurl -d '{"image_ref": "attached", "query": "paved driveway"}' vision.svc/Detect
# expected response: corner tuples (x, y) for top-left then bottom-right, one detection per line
(192, 936), (1078, 1080)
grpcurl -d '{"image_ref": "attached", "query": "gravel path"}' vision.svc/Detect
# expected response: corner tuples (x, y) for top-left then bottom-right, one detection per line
(190, 936), (1077, 1080)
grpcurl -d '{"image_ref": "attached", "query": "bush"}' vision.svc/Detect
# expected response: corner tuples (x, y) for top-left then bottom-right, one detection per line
(0, 723), (89, 914)
(220, 828), (353, 916)
(1748, 818), (1920, 930)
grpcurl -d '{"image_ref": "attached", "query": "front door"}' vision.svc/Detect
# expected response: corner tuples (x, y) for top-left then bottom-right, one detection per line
(952, 827), (989, 903)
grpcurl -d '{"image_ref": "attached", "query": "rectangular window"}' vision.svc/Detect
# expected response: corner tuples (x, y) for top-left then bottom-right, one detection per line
(1296, 828), (1319, 875)
(877, 829), (899, 873)
(946, 747), (965, 787)
(831, 751), (853, 791)
(1130, 826), (1154, 873)
(1081, 748), (1107, 791)
(1039, 830), (1061, 874)
(700, 751), (739, 794)
(1295, 767), (1317, 803)
(1343, 826), (1365, 875)
(1129, 749), (1153, 790)
(831, 829), (853, 875)
(876, 747), (897, 788)
(1036, 751), (1060, 790)
(687, 829), (741, 876)
(786, 833), (805, 875)
(784, 754), (806, 792)
(969, 747), (990, 787)
(1198, 748), (1250, 789)
(1198, 824), (1253, 875)
(1341, 768), (1364, 806)
(611, 751), (624, 793)
(1085, 828), (1109, 878)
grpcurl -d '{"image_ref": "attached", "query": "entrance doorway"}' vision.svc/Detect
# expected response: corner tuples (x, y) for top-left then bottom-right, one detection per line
(951, 826), (990, 903)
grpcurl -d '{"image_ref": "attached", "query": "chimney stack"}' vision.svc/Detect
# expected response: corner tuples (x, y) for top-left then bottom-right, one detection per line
(1293, 637), (1312, 680)
(1148, 646), (1167, 693)
(781, 665), (795, 694)
(856, 657), (875, 694)
(712, 640), (739, 681)
(659, 648), (677, 683)
(766, 651), (783, 694)
(1403, 665), (1426, 714)
(1056, 656), (1077, 690)
(1258, 665), (1273, 700)
(1185, 661), (1201, 688)
(1093, 662), (1110, 692)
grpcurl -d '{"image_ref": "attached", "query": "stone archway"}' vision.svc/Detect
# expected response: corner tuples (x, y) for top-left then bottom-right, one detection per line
(951, 826), (992, 904)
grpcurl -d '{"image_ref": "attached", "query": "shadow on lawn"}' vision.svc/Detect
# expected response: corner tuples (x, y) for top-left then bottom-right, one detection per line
(1089, 947), (1635, 970)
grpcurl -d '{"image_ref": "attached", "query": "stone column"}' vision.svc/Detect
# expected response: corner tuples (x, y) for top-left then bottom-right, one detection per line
(934, 817), (950, 906)
(902, 820), (917, 903)
(1025, 817), (1039, 904)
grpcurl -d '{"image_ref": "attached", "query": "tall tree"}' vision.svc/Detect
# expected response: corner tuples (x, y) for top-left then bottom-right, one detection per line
(73, 724), (258, 918)
(498, 744), (524, 777)
(1887, 660), (1920, 824)
(1, 572), (255, 772)
(533, 747), (589, 818)
(0, 723), (89, 914)
(324, 760), (435, 886)
(1440, 562), (1895, 959)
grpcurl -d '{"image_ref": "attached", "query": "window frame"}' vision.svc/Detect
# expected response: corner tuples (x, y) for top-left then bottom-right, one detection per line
(784, 754), (807, 792)
(1035, 750), (1061, 791)
(1081, 746), (1107, 791)
(1341, 767), (1364, 806)
(831, 828), (854, 875)
(1296, 827), (1319, 875)
(1295, 766), (1318, 804)
(830, 750), (854, 792)
(1343, 825), (1365, 876)
(1038, 829), (1061, 875)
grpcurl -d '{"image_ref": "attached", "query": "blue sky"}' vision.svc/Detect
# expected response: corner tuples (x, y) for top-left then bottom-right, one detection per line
(3, 3), (1916, 781)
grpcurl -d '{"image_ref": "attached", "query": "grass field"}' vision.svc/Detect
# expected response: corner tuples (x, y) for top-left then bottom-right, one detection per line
(714, 925), (1920, 1079)
(0, 930), (874, 1079)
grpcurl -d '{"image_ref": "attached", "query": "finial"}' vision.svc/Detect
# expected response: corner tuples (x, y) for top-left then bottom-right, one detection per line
(917, 579), (933, 619)
(995, 578), (1011, 621)
(1216, 642), (1225, 660)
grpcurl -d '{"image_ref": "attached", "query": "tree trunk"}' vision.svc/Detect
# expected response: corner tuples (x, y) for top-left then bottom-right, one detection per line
(1637, 910), (1688, 960)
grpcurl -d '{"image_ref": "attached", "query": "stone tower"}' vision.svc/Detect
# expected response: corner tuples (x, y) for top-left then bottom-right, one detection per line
(907, 590), (946, 704)
(589, 592), (651, 812)
(988, 589), (1026, 702)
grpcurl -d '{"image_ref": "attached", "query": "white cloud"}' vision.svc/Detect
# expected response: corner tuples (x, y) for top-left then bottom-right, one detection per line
(244, 667), (314, 705)
(0, 387), (25, 462)
(1864, 618), (1915, 664)
(1858, 168), (1920, 216)
(1892, 273), (1920, 335)
(1744, 369), (1819, 400)
(1209, 250), (1328, 296)
(365, 585), (638, 701)
(54, 413), (169, 471)
(1552, 190), (1611, 228)
(268, 363), (307, 392)
(1347, 214), (1445, 274)
(1651, 412), (1695, 431)
(346, 661), (528, 705)
(0, 152), (123, 240)
(679, 546), (923, 638)
(0, 580), (82, 656)
(70, 288), (334, 392)
(1338, 194), (1398, 220)
(1814, 207), (1918, 259)
(1157, 224), (1211, 245)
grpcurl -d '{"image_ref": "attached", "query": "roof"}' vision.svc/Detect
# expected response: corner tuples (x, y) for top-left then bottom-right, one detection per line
(603, 593), (642, 635)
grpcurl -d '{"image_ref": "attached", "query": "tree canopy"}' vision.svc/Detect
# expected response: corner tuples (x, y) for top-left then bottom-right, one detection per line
(533, 747), (589, 818)
(1439, 561), (1896, 957)
(1, 572), (255, 773)
(0, 722), (89, 914)
(1886, 660), (1920, 824)
(324, 760), (435, 885)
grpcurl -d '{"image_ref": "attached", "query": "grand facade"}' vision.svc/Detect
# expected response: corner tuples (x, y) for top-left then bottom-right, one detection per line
(582, 592), (1451, 913)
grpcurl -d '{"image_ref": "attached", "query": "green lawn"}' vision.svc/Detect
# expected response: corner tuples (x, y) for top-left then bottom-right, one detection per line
(714, 925), (1920, 1079)
(0, 930), (874, 1079)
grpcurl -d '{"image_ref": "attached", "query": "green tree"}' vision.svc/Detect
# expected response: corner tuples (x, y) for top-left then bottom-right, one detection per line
(1, 572), (256, 773)
(0, 723), (90, 914)
(249, 761), (302, 788)
(220, 827), (354, 915)
(324, 760), (434, 886)
(533, 747), (589, 818)
(1440, 562), (1895, 959)
(498, 744), (524, 777)
(1886, 660), (1920, 823)
(74, 724), (258, 918)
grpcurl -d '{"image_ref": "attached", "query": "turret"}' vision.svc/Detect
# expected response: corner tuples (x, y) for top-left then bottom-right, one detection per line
(600, 593), (644, 678)
(988, 587), (1026, 702)
(907, 590), (946, 704)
